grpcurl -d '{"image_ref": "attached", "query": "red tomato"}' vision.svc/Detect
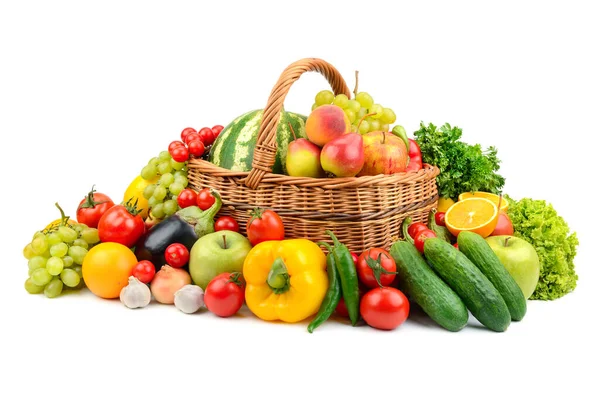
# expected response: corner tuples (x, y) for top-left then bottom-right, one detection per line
(170, 146), (189, 163)
(168, 140), (185, 152)
(360, 287), (410, 330)
(212, 125), (224, 137)
(199, 127), (215, 146)
(180, 127), (196, 142)
(196, 188), (216, 210)
(204, 272), (245, 317)
(335, 297), (349, 317)
(187, 140), (206, 157)
(350, 252), (359, 266)
(76, 187), (115, 229)
(407, 222), (428, 239)
(177, 189), (197, 209)
(132, 260), (156, 284)
(98, 204), (145, 248)
(357, 248), (397, 288)
(246, 209), (285, 246)
(414, 229), (437, 253)
(453, 243), (460, 249)
(490, 212), (514, 236)
(184, 132), (201, 145)
(435, 212), (446, 226)
(214, 216), (239, 233)
(164, 243), (189, 268)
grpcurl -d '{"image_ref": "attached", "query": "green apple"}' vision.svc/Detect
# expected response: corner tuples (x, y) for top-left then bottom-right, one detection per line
(485, 235), (540, 299)
(189, 230), (252, 290)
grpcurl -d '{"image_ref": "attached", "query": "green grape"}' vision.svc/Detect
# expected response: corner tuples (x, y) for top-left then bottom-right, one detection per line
(60, 269), (81, 288)
(23, 243), (35, 260)
(174, 176), (188, 187)
(315, 90), (334, 106)
(72, 239), (88, 250)
(73, 266), (83, 278)
(149, 157), (160, 166)
(44, 278), (63, 298)
(357, 107), (367, 121)
(25, 278), (45, 294)
(350, 125), (358, 133)
(81, 228), (99, 244)
(143, 184), (156, 199)
(381, 124), (390, 132)
(141, 165), (157, 180)
(333, 94), (349, 109)
(344, 109), (356, 124)
(31, 268), (52, 286)
(33, 231), (45, 240)
(173, 170), (186, 180)
(151, 203), (165, 219)
(169, 182), (184, 196)
(159, 150), (171, 161)
(181, 164), (188, 173)
(58, 226), (77, 243)
(62, 256), (74, 267)
(72, 223), (87, 233)
(148, 196), (159, 207)
(153, 186), (167, 201)
(170, 159), (185, 170)
(369, 104), (383, 119)
(68, 246), (88, 265)
(28, 256), (48, 271)
(380, 108), (396, 124)
(346, 99), (361, 113)
(46, 257), (64, 276)
(358, 120), (370, 134)
(163, 199), (178, 216)
(159, 173), (174, 187)
(356, 92), (374, 109)
(369, 119), (381, 132)
(311, 103), (319, 111)
(157, 161), (171, 175)
(50, 242), (68, 258)
(46, 232), (62, 246)
(171, 195), (178, 201)
(31, 236), (49, 255)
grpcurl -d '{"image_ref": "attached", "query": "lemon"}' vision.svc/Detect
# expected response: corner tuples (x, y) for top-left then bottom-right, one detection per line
(437, 197), (456, 213)
(123, 175), (157, 220)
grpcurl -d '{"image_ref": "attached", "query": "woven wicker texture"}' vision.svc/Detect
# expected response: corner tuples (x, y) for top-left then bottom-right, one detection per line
(188, 58), (439, 253)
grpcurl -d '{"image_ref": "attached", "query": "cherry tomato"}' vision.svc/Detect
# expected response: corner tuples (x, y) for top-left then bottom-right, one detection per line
(350, 252), (359, 266)
(199, 127), (215, 146)
(246, 209), (285, 246)
(76, 186), (115, 229)
(132, 260), (156, 284)
(360, 287), (410, 330)
(407, 222), (428, 239)
(177, 189), (197, 209)
(196, 188), (216, 210)
(180, 127), (196, 142)
(168, 140), (185, 152)
(453, 243), (460, 249)
(414, 228), (437, 253)
(357, 248), (397, 288)
(164, 243), (189, 268)
(97, 204), (145, 248)
(212, 125), (224, 137)
(170, 146), (189, 163)
(187, 140), (206, 158)
(184, 132), (201, 145)
(214, 216), (239, 233)
(204, 272), (245, 317)
(435, 212), (446, 226)
(336, 297), (349, 317)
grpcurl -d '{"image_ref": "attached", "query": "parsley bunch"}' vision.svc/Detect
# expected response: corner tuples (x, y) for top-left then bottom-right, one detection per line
(414, 122), (505, 200)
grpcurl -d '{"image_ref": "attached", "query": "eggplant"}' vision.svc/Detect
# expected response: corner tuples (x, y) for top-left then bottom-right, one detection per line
(135, 190), (222, 270)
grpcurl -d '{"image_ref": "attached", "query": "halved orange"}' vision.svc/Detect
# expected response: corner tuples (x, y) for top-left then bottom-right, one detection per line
(445, 197), (499, 238)
(458, 191), (508, 212)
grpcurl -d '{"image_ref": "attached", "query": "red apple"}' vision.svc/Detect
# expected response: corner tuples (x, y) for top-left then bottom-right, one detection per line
(358, 131), (408, 176)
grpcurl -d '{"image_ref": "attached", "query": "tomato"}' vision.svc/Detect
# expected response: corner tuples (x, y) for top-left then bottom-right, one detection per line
(76, 187), (115, 229)
(168, 140), (185, 152)
(187, 140), (205, 157)
(435, 212), (446, 226)
(361, 287), (410, 330)
(184, 132), (201, 145)
(204, 272), (245, 317)
(181, 127), (196, 142)
(177, 189), (197, 209)
(490, 212), (514, 236)
(199, 127), (215, 146)
(82, 242), (138, 299)
(350, 252), (359, 266)
(97, 204), (145, 248)
(246, 209), (285, 246)
(335, 297), (349, 317)
(453, 243), (460, 249)
(357, 248), (397, 288)
(170, 146), (189, 163)
(212, 125), (224, 138)
(196, 188), (216, 210)
(214, 216), (239, 233)
(164, 243), (189, 268)
(414, 228), (437, 253)
(132, 260), (156, 284)
(407, 222), (428, 239)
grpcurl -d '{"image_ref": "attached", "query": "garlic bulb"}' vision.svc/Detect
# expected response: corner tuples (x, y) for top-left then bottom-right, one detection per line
(174, 284), (205, 314)
(120, 276), (151, 309)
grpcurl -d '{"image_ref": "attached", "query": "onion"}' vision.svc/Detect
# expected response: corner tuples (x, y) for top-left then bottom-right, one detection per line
(150, 265), (192, 304)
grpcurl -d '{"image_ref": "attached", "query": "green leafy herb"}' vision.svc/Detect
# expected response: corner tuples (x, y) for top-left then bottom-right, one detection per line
(506, 196), (578, 300)
(414, 122), (505, 200)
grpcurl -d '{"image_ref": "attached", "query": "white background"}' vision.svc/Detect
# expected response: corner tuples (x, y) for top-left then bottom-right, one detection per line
(1, 1), (597, 399)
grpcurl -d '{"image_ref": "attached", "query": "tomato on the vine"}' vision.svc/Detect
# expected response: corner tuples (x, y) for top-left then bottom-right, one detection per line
(407, 222), (428, 239)
(204, 272), (245, 317)
(360, 287), (410, 330)
(76, 186), (115, 229)
(357, 248), (397, 288)
(214, 216), (239, 233)
(180, 127), (196, 142)
(196, 188), (216, 210)
(246, 208), (285, 246)
(414, 228), (437, 253)
(199, 127), (215, 146)
(177, 189), (197, 209)
(132, 260), (156, 284)
(184, 132), (201, 145)
(97, 201), (145, 248)
(168, 140), (185, 152)
(170, 146), (189, 163)
(164, 243), (189, 268)
(187, 140), (205, 157)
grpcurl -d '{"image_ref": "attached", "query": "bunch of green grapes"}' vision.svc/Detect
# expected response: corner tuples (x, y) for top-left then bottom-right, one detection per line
(140, 150), (188, 219)
(312, 90), (397, 134)
(23, 214), (99, 298)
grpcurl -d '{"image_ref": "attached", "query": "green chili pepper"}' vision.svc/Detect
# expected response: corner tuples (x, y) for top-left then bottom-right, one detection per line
(427, 209), (453, 243)
(402, 217), (415, 244)
(326, 230), (360, 326)
(392, 125), (410, 152)
(307, 242), (341, 333)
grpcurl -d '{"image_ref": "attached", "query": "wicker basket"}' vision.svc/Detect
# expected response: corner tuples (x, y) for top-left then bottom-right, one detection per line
(188, 58), (439, 253)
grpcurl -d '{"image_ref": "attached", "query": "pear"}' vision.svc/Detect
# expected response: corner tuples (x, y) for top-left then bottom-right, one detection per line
(320, 133), (365, 178)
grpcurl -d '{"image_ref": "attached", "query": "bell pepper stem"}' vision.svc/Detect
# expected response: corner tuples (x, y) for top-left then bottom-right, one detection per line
(267, 257), (290, 294)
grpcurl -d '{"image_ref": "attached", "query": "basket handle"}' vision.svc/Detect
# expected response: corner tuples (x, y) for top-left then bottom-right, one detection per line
(245, 58), (351, 189)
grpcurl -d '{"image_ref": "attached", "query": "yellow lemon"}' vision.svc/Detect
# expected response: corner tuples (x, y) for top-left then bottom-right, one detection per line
(123, 175), (157, 220)
(436, 197), (456, 213)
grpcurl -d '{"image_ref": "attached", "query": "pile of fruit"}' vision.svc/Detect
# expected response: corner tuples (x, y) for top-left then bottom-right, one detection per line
(21, 84), (579, 332)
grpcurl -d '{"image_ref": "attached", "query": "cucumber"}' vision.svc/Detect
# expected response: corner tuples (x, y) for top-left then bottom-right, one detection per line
(424, 238), (511, 332)
(390, 241), (468, 332)
(457, 231), (527, 321)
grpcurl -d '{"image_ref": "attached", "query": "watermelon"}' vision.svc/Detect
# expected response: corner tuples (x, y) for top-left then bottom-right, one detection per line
(209, 109), (307, 174)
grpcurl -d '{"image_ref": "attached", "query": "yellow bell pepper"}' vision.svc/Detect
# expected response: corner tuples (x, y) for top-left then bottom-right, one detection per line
(243, 239), (328, 323)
